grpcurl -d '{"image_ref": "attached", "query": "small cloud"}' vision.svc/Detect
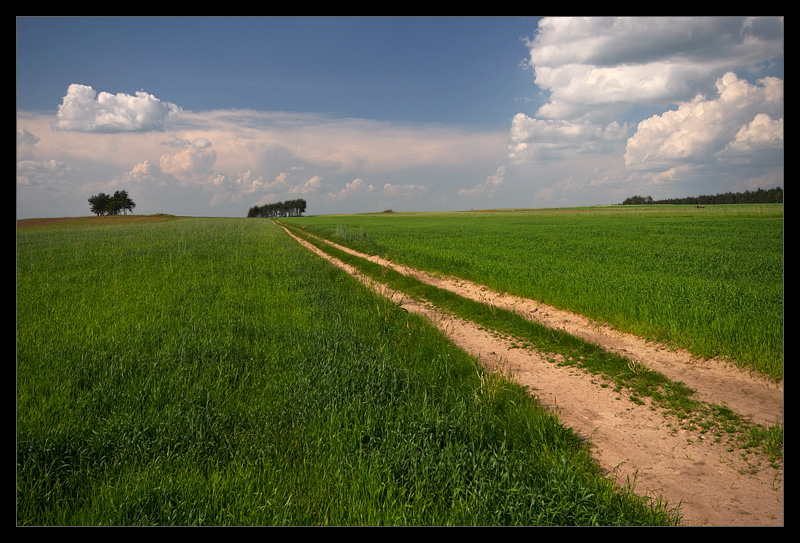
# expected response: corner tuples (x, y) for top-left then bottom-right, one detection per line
(163, 137), (192, 148)
(51, 84), (181, 133)
(17, 128), (40, 147)
(459, 165), (506, 198)
(16, 159), (71, 187)
(330, 177), (373, 200)
(129, 160), (160, 178)
(383, 182), (427, 197)
(290, 174), (324, 195)
(160, 144), (217, 183)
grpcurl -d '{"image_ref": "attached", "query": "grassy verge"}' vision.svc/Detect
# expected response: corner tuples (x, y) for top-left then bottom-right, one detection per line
(17, 217), (677, 525)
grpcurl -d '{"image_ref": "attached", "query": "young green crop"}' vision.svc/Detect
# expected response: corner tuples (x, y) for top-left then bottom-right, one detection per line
(287, 205), (783, 380)
(17, 217), (677, 526)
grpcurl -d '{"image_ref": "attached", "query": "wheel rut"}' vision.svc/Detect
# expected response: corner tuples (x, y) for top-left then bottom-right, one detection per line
(280, 224), (783, 526)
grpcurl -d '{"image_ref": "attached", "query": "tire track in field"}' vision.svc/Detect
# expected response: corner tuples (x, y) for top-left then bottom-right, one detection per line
(292, 228), (783, 428)
(279, 224), (783, 526)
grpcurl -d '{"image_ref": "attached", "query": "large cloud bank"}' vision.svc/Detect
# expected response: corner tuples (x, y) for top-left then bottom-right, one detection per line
(510, 17), (784, 170)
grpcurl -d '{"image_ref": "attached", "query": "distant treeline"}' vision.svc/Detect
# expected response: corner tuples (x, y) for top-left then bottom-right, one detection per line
(621, 186), (783, 206)
(247, 198), (307, 218)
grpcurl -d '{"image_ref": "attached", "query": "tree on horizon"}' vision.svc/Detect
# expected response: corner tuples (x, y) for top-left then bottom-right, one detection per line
(88, 190), (136, 216)
(247, 199), (307, 218)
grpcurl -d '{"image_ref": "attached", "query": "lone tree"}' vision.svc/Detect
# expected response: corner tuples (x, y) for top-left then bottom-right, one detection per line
(88, 190), (136, 216)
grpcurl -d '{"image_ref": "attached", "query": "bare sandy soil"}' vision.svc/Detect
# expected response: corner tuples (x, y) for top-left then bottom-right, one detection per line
(281, 226), (783, 527)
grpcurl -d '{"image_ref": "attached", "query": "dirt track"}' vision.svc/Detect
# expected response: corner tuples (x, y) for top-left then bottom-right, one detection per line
(281, 225), (784, 527)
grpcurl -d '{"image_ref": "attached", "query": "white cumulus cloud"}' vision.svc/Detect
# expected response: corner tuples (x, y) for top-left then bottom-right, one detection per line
(459, 165), (506, 198)
(526, 17), (783, 123)
(624, 72), (783, 170)
(331, 177), (374, 200)
(508, 115), (628, 163)
(725, 114), (784, 153)
(51, 84), (181, 133)
(290, 175), (324, 195)
(159, 140), (217, 183)
(507, 16), (783, 202)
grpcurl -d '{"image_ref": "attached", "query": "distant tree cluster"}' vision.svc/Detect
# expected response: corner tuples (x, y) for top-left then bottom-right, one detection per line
(247, 199), (307, 218)
(621, 195), (654, 205)
(622, 187), (783, 206)
(88, 190), (136, 216)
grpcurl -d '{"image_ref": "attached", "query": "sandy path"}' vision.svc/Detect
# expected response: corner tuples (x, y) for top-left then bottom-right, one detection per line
(281, 226), (784, 526)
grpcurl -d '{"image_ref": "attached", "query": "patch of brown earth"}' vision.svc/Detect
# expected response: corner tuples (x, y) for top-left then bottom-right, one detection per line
(281, 226), (783, 526)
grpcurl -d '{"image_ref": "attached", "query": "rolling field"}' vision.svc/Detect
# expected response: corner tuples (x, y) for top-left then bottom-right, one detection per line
(285, 204), (784, 381)
(17, 216), (678, 526)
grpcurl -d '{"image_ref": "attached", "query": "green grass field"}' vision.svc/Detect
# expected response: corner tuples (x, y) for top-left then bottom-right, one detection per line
(286, 204), (784, 381)
(17, 216), (678, 526)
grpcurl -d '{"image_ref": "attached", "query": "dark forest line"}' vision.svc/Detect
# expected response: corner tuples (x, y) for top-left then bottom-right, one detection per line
(621, 186), (783, 206)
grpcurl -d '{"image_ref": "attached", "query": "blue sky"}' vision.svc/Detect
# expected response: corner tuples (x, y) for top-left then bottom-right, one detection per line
(17, 17), (783, 218)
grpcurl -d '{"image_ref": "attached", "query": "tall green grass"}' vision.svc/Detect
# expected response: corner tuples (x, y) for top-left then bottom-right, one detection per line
(17, 217), (676, 525)
(287, 205), (783, 380)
